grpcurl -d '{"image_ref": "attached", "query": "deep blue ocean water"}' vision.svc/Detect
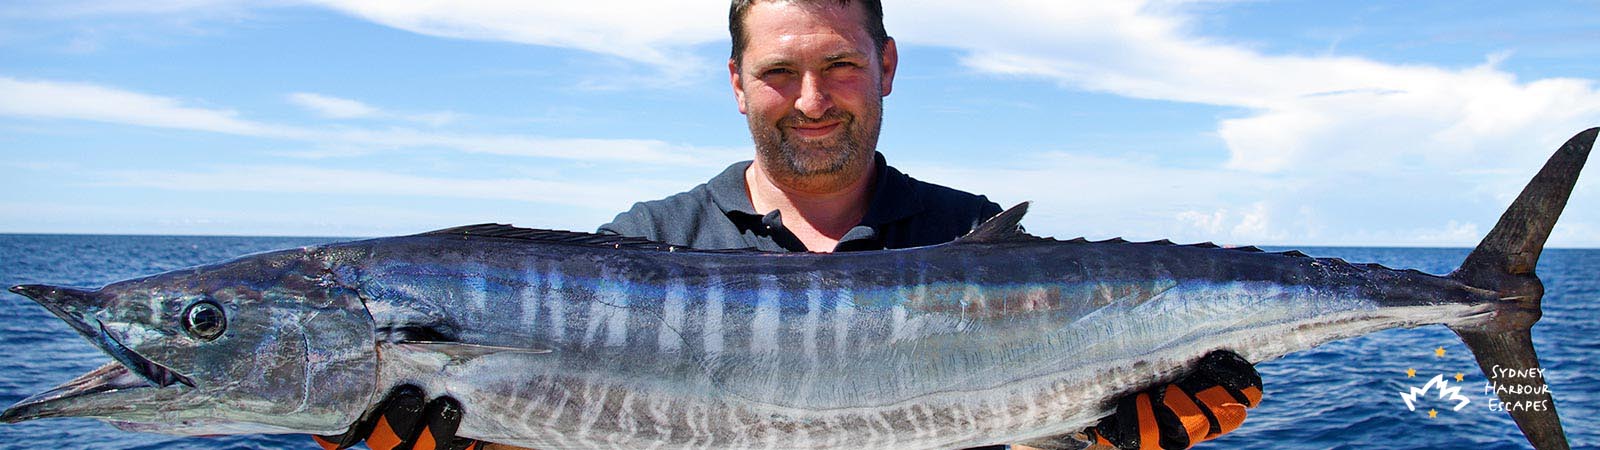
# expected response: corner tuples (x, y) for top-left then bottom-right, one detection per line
(0, 234), (1593, 449)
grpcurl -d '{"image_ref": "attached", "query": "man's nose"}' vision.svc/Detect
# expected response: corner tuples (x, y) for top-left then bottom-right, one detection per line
(794, 71), (833, 119)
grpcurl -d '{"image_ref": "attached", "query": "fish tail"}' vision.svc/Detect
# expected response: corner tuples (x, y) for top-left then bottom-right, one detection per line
(1447, 127), (1595, 450)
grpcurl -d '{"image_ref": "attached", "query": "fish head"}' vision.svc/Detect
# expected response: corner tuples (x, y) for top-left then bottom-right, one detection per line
(1, 247), (377, 436)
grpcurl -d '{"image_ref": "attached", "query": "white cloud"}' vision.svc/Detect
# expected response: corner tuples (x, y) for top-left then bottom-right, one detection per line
(0, 76), (300, 137)
(288, 92), (378, 119)
(895, 147), (1595, 248)
(288, 92), (462, 125)
(93, 165), (678, 211)
(1414, 220), (1483, 244)
(0, 0), (254, 18)
(322, 128), (743, 166)
(302, 1), (727, 77)
(895, 152), (1301, 244)
(0, 77), (739, 166)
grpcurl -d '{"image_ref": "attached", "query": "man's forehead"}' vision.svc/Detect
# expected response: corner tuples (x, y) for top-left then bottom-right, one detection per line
(741, 1), (875, 58)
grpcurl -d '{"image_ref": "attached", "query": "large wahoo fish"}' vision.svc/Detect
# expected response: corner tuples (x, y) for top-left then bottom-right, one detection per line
(2, 129), (1593, 449)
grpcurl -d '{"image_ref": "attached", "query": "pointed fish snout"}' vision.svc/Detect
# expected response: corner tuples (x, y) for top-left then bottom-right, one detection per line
(10, 284), (45, 299)
(10, 284), (95, 304)
(8, 284), (107, 339)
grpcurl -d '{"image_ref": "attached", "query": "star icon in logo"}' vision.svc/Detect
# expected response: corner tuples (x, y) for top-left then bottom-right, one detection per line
(1406, 368), (1417, 378)
(1435, 347), (1446, 358)
(1428, 409), (1438, 418)
(1455, 373), (1465, 382)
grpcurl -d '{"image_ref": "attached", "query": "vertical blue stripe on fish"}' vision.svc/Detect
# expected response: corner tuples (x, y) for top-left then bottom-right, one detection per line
(802, 277), (822, 371)
(520, 266), (541, 338)
(832, 286), (853, 360)
(463, 261), (488, 311)
(659, 278), (687, 354)
(752, 275), (779, 355)
(703, 273), (724, 359)
(545, 264), (567, 345)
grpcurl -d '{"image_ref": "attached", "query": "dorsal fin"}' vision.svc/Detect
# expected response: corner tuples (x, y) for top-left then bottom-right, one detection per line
(954, 202), (1038, 244)
(418, 224), (760, 253)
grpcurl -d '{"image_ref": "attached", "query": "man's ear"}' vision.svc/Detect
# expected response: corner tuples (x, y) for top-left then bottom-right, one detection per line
(729, 58), (749, 114)
(879, 37), (898, 97)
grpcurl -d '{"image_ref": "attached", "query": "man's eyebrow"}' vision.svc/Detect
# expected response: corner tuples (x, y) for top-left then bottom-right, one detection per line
(825, 50), (868, 61)
(750, 57), (795, 69)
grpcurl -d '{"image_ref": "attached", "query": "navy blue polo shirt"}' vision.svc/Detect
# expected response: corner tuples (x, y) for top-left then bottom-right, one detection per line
(597, 152), (1002, 252)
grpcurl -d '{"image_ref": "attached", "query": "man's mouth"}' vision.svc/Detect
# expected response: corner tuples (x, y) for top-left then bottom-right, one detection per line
(788, 121), (842, 139)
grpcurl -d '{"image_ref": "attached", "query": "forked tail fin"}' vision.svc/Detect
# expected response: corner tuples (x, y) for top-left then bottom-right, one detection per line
(1448, 127), (1596, 450)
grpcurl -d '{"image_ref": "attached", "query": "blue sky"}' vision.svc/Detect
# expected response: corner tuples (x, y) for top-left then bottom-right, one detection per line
(1, 1), (1597, 247)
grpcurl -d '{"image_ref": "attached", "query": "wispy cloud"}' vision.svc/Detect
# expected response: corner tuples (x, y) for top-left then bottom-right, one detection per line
(0, 76), (740, 166)
(287, 92), (378, 118)
(288, 92), (461, 125)
(0, 0), (254, 19)
(94, 165), (671, 209)
(0, 76), (300, 137)
(302, 1), (727, 79)
(896, 152), (1300, 244)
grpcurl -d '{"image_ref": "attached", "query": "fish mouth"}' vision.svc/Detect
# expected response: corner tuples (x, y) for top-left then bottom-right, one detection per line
(1, 284), (194, 423)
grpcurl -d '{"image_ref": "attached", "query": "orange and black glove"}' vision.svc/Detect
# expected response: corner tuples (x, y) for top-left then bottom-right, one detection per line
(1087, 350), (1263, 450)
(312, 384), (484, 450)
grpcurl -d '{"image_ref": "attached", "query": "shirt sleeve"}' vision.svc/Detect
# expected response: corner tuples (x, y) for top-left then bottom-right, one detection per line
(595, 202), (659, 240)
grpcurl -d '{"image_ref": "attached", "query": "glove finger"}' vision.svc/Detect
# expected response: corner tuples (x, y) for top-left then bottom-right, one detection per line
(312, 435), (342, 450)
(1197, 351), (1262, 406)
(1160, 385), (1210, 448)
(1204, 401), (1248, 441)
(314, 385), (426, 450)
(367, 386), (430, 450)
(1189, 383), (1250, 440)
(1133, 392), (1162, 450)
(1092, 391), (1145, 449)
(415, 396), (468, 450)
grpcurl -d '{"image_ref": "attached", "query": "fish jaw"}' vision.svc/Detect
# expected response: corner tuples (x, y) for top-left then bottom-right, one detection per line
(2, 285), (204, 424)
(0, 361), (178, 423)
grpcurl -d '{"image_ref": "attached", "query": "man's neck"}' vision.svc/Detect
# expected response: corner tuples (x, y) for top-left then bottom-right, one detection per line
(746, 158), (876, 253)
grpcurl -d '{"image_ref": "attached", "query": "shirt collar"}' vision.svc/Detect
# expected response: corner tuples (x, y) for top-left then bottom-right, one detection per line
(706, 159), (759, 216)
(709, 152), (925, 226)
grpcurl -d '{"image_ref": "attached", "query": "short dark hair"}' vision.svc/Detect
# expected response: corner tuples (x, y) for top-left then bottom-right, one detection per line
(728, 0), (888, 69)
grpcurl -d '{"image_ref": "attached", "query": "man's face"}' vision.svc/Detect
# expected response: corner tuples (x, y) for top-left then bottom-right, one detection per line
(731, 1), (897, 179)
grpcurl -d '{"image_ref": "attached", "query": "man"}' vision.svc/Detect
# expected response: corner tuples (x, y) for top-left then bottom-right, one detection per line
(596, 0), (1000, 254)
(318, 1), (1261, 449)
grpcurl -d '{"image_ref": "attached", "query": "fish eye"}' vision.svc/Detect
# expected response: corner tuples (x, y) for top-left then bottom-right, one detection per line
(182, 300), (227, 341)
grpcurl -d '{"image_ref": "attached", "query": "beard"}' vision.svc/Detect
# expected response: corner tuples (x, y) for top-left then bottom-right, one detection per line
(748, 98), (882, 179)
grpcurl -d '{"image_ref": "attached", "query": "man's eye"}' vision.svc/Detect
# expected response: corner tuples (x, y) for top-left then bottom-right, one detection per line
(830, 61), (859, 69)
(762, 68), (793, 77)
